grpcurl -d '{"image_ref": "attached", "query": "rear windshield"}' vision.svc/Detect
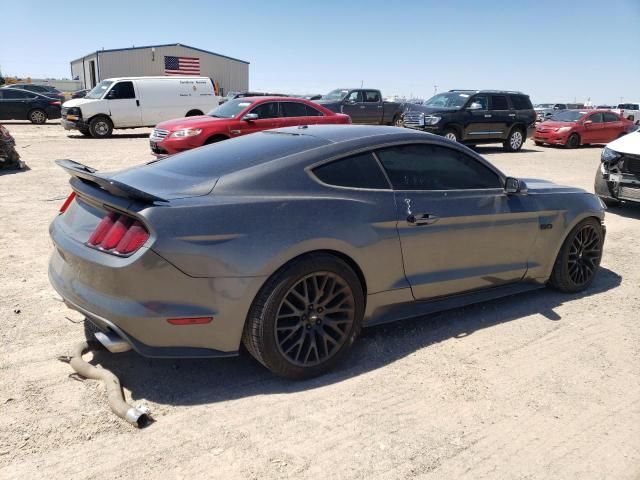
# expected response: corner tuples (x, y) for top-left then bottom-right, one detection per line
(150, 131), (330, 178)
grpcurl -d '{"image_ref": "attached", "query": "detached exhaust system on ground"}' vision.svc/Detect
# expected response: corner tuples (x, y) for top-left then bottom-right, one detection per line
(60, 341), (151, 428)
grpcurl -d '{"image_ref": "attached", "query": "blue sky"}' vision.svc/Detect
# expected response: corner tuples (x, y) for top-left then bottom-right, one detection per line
(1, 0), (638, 104)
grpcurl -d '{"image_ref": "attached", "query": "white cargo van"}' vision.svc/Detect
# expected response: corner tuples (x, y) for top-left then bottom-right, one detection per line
(61, 76), (219, 138)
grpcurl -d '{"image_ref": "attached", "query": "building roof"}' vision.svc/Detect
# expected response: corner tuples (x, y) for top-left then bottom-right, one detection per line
(70, 43), (249, 65)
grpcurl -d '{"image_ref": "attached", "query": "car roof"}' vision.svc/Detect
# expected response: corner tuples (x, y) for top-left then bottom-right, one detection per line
(271, 124), (432, 144)
(449, 89), (526, 95)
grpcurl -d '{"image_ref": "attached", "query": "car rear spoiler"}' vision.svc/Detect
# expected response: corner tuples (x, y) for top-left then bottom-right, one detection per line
(55, 159), (168, 204)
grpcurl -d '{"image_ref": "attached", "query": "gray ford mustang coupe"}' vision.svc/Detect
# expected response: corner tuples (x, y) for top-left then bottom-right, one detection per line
(49, 125), (606, 378)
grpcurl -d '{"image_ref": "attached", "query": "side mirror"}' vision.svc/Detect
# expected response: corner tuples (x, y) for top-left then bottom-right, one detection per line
(583, 120), (593, 125)
(106, 91), (115, 99)
(505, 177), (527, 194)
(344, 99), (356, 105)
(242, 113), (259, 121)
(467, 103), (482, 111)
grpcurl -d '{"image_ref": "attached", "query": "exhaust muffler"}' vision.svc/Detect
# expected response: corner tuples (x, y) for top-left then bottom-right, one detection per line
(60, 341), (151, 428)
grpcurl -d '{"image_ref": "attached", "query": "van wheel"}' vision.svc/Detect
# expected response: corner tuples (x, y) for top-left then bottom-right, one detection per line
(79, 127), (92, 137)
(89, 116), (113, 138)
(186, 110), (203, 117)
(503, 128), (524, 152)
(565, 133), (580, 149)
(28, 109), (47, 124)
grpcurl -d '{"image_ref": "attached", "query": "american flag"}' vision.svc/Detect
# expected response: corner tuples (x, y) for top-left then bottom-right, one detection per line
(164, 56), (200, 75)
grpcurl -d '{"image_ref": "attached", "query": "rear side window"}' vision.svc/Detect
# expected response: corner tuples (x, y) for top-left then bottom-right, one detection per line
(108, 81), (135, 99)
(281, 102), (308, 117)
(510, 95), (532, 110)
(305, 105), (323, 116)
(376, 144), (501, 191)
(603, 112), (620, 122)
(364, 91), (381, 102)
(313, 152), (389, 189)
(490, 95), (509, 110)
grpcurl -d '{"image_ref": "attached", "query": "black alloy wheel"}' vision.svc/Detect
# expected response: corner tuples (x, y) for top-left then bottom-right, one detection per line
(242, 253), (364, 379)
(274, 272), (355, 367)
(549, 218), (603, 293)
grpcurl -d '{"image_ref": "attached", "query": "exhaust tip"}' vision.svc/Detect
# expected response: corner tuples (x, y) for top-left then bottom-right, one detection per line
(125, 406), (152, 428)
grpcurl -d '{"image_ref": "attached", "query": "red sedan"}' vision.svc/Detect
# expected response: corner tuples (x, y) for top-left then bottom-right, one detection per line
(534, 110), (633, 148)
(149, 96), (350, 155)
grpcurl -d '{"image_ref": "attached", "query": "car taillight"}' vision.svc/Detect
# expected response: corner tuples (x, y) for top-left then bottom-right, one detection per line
(50, 101), (61, 106)
(87, 212), (149, 255)
(59, 191), (76, 213)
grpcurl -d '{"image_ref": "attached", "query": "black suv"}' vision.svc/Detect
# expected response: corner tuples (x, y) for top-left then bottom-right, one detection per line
(402, 90), (536, 152)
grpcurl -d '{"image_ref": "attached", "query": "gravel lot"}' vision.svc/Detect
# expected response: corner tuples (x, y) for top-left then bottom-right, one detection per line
(1, 121), (639, 479)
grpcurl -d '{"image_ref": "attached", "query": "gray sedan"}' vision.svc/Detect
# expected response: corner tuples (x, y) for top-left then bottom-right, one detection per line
(49, 125), (606, 378)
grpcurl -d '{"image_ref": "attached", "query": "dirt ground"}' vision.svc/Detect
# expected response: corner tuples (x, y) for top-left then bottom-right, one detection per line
(1, 121), (639, 480)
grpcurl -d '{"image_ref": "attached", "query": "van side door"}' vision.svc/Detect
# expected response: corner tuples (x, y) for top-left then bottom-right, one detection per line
(104, 81), (141, 128)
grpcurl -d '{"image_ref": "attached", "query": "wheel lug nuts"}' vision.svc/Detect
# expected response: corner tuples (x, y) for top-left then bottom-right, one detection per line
(316, 320), (321, 325)
(317, 307), (323, 313)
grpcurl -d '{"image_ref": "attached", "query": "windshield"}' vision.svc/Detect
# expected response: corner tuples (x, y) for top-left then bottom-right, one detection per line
(208, 98), (253, 118)
(322, 89), (349, 101)
(422, 92), (469, 109)
(85, 81), (113, 99)
(549, 110), (586, 122)
(535, 104), (554, 108)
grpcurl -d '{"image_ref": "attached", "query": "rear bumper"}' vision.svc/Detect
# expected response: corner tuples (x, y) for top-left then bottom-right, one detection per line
(49, 216), (266, 356)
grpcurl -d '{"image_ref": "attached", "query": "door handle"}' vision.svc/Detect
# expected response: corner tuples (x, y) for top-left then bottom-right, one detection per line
(484, 114), (492, 118)
(360, 105), (366, 109)
(508, 113), (516, 117)
(407, 213), (439, 225)
(377, 105), (383, 108)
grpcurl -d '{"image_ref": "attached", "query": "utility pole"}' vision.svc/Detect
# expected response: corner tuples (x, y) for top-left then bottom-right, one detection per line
(433, 85), (438, 95)
(360, 80), (363, 88)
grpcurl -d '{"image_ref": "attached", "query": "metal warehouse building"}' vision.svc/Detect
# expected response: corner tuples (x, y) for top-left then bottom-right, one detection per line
(70, 43), (249, 95)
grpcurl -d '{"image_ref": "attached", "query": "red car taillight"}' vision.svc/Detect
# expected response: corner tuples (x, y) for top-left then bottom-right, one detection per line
(50, 101), (61, 106)
(87, 212), (149, 255)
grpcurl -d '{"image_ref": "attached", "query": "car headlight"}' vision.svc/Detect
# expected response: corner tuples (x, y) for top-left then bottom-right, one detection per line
(556, 126), (572, 133)
(601, 146), (621, 163)
(170, 128), (203, 138)
(423, 115), (441, 126)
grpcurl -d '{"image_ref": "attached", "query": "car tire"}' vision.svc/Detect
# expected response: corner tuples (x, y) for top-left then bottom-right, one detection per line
(242, 253), (364, 379)
(534, 140), (544, 146)
(28, 109), (47, 124)
(548, 218), (604, 293)
(392, 115), (403, 127)
(594, 167), (620, 207)
(186, 110), (203, 117)
(443, 128), (459, 142)
(503, 128), (524, 152)
(89, 116), (113, 138)
(565, 133), (580, 149)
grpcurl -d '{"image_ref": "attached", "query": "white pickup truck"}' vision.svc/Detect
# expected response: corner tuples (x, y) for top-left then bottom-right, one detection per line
(613, 102), (640, 124)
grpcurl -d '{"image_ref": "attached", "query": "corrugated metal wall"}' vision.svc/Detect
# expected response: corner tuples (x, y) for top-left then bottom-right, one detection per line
(71, 46), (248, 94)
